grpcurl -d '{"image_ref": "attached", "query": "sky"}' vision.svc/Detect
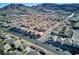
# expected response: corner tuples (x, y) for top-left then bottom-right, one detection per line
(0, 3), (41, 8)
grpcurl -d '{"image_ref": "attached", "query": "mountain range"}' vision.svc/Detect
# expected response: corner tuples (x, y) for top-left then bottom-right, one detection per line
(0, 3), (79, 14)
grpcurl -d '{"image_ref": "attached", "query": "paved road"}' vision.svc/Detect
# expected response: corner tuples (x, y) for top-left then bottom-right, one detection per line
(1, 28), (71, 55)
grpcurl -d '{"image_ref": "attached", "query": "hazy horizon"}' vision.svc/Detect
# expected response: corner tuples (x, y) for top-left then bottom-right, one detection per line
(0, 3), (41, 8)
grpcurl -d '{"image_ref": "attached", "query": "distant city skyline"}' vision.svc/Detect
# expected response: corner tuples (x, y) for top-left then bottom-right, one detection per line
(0, 3), (41, 8)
